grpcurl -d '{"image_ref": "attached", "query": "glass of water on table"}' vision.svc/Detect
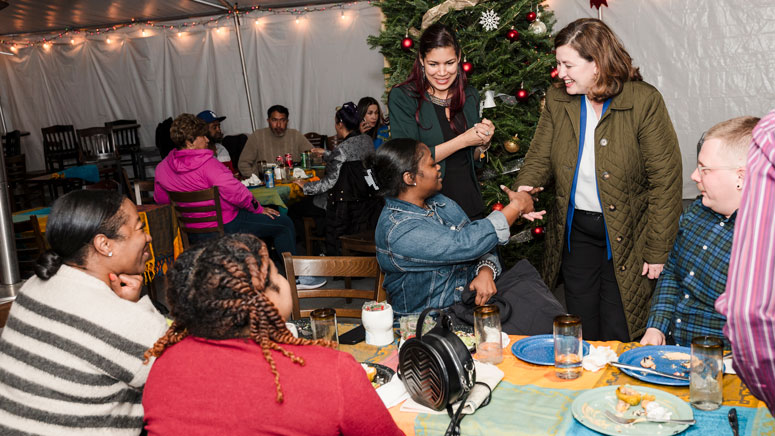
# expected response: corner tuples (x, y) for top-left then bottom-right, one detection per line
(554, 314), (583, 379)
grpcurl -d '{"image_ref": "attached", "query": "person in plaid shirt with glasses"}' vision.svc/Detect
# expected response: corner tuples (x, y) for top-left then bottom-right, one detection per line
(640, 116), (759, 348)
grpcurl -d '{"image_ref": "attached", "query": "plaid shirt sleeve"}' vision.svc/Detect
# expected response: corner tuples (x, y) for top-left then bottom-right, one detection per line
(646, 209), (687, 334)
(646, 198), (734, 347)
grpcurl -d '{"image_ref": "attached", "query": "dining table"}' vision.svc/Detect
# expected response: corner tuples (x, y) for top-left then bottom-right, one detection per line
(333, 325), (775, 436)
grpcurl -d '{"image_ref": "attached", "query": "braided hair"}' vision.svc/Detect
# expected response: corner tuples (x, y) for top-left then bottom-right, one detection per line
(144, 233), (335, 402)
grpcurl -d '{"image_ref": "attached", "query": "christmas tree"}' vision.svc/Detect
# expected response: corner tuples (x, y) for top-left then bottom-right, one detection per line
(368, 0), (557, 268)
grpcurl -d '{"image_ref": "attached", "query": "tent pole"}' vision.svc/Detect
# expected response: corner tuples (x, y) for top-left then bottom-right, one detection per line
(232, 10), (256, 132)
(0, 96), (8, 134)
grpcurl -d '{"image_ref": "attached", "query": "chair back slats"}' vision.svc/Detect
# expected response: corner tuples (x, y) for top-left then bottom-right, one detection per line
(5, 154), (26, 181)
(106, 121), (141, 153)
(42, 125), (81, 171)
(167, 187), (225, 249)
(13, 216), (47, 279)
(282, 253), (388, 320)
(2, 130), (21, 156)
(76, 127), (118, 161)
(303, 132), (327, 149)
(133, 180), (155, 205)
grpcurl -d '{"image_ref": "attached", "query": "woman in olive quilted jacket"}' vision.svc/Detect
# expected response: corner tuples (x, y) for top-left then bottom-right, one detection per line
(514, 18), (682, 341)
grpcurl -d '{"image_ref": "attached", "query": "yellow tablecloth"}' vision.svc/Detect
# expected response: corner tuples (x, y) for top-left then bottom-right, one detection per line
(340, 334), (775, 436)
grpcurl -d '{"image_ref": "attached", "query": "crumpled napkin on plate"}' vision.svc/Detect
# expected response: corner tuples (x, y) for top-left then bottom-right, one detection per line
(241, 173), (262, 187)
(377, 374), (410, 409)
(582, 344), (618, 372)
(399, 361), (504, 415)
(292, 167), (310, 179)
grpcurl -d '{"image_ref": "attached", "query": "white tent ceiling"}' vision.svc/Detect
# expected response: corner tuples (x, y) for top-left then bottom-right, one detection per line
(0, 0), (334, 37)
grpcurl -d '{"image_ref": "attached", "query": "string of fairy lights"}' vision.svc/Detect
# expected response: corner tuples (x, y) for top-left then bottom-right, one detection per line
(0, 1), (373, 53)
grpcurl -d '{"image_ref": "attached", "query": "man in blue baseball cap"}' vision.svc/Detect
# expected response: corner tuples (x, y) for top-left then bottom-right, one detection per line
(196, 110), (232, 165)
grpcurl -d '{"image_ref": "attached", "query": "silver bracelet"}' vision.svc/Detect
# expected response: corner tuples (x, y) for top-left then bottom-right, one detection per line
(474, 259), (500, 280)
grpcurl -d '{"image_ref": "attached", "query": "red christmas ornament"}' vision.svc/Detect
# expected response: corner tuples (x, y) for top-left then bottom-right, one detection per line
(506, 29), (519, 42)
(516, 89), (529, 102)
(550, 67), (559, 79)
(526, 11), (537, 22)
(531, 226), (545, 239)
(461, 61), (473, 73)
(401, 37), (414, 51)
(491, 202), (504, 212)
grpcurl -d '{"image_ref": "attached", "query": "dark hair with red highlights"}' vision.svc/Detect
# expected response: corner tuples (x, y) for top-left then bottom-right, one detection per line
(554, 18), (642, 101)
(144, 233), (335, 403)
(392, 22), (468, 134)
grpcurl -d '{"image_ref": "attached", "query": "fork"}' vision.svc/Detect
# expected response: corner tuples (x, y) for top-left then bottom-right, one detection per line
(604, 410), (696, 425)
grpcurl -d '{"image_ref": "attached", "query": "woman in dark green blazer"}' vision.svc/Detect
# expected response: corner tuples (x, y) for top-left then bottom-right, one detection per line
(388, 23), (494, 220)
(514, 19), (682, 341)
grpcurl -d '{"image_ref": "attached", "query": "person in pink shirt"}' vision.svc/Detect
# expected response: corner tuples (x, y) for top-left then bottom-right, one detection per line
(715, 109), (775, 415)
(142, 234), (404, 436)
(154, 114), (325, 289)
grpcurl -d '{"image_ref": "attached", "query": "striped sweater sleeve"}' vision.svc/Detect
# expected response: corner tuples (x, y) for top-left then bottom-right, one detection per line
(0, 265), (168, 436)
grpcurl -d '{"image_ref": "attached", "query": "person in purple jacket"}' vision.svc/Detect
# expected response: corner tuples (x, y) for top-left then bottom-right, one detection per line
(154, 114), (325, 289)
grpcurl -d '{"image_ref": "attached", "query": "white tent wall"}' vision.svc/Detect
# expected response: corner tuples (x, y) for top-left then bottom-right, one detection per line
(548, 0), (775, 197)
(0, 3), (385, 174)
(2, 2), (775, 196)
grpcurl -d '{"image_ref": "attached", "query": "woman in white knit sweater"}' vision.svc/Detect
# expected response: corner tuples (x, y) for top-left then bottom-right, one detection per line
(0, 190), (168, 436)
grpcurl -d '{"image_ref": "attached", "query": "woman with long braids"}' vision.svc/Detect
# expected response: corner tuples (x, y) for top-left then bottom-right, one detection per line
(389, 22), (495, 220)
(142, 234), (403, 436)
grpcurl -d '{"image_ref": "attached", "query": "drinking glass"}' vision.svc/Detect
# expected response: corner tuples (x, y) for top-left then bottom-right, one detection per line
(474, 305), (503, 364)
(310, 308), (338, 345)
(553, 314), (583, 379)
(690, 336), (723, 410)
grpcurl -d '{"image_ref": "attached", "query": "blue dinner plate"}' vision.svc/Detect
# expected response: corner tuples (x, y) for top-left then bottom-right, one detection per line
(511, 334), (591, 366)
(617, 345), (691, 386)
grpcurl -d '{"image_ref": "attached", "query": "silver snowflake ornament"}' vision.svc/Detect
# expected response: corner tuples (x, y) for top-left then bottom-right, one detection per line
(479, 9), (500, 32)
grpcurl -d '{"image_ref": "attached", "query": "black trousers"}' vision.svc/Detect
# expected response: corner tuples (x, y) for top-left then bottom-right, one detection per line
(561, 210), (630, 341)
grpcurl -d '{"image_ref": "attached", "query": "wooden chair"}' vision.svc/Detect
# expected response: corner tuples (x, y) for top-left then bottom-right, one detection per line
(302, 217), (325, 256)
(133, 180), (155, 205)
(326, 134), (341, 151)
(42, 125), (82, 172)
(5, 154), (46, 211)
(282, 252), (387, 320)
(77, 126), (118, 162)
(13, 216), (47, 279)
(106, 120), (143, 180)
(339, 230), (377, 289)
(303, 132), (328, 150)
(167, 186), (225, 249)
(2, 130), (21, 156)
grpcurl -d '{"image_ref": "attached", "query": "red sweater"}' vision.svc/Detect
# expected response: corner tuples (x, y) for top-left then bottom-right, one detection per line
(143, 337), (404, 436)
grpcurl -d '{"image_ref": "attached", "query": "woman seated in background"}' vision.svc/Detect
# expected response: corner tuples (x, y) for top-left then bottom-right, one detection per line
(0, 190), (168, 436)
(357, 96), (390, 149)
(295, 102), (381, 255)
(370, 139), (562, 331)
(154, 113), (324, 289)
(142, 234), (404, 436)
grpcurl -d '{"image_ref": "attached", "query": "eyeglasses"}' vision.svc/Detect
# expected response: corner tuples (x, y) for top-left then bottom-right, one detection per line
(696, 164), (741, 177)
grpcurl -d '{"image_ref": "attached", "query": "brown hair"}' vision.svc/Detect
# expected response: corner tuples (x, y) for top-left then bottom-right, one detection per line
(554, 18), (642, 101)
(170, 113), (209, 149)
(703, 116), (760, 160)
(144, 233), (335, 403)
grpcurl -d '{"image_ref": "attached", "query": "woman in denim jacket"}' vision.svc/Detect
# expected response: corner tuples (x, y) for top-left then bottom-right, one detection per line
(367, 138), (544, 317)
